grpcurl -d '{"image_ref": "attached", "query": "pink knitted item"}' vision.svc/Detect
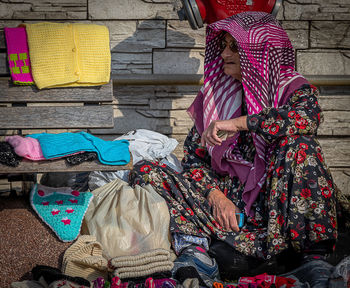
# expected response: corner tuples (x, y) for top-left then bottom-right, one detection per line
(5, 135), (45, 160)
(4, 27), (34, 85)
(5, 135), (84, 161)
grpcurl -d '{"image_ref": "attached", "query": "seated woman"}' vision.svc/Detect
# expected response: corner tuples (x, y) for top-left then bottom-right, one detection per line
(129, 11), (345, 282)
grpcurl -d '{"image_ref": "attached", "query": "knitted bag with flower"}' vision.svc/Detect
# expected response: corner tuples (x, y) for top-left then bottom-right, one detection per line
(30, 183), (93, 242)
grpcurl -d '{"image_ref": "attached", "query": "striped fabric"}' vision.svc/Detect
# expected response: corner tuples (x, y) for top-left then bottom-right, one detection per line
(187, 12), (308, 216)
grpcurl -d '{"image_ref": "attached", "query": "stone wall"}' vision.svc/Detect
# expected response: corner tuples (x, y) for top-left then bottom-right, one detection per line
(0, 0), (349, 194)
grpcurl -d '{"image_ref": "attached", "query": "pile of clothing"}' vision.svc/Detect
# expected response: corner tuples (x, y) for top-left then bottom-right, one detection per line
(0, 132), (130, 168)
(4, 22), (110, 89)
(7, 130), (350, 287)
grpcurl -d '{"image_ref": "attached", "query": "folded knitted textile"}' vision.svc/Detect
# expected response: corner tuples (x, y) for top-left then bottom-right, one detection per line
(28, 132), (130, 165)
(62, 235), (109, 282)
(5, 135), (45, 160)
(0, 141), (22, 167)
(110, 249), (174, 279)
(6, 135), (84, 161)
(4, 27), (34, 85)
(22, 22), (110, 89)
(30, 184), (93, 242)
(66, 152), (98, 166)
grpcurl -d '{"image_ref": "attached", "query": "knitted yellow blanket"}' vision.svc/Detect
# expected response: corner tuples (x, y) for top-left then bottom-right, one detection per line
(23, 22), (111, 89)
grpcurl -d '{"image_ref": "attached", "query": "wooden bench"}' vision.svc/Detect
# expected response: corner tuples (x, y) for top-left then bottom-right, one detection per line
(0, 78), (132, 180)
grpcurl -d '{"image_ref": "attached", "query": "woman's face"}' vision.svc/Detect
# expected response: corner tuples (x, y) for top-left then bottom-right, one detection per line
(221, 33), (242, 82)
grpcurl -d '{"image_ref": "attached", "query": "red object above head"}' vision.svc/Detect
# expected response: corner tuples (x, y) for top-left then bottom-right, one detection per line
(179, 0), (283, 29)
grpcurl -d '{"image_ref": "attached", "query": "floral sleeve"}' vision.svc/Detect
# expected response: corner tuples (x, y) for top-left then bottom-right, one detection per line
(181, 126), (230, 198)
(247, 84), (324, 144)
(181, 126), (212, 170)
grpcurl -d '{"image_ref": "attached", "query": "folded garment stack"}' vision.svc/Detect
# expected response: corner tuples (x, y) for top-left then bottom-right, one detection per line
(23, 22), (110, 89)
(4, 22), (111, 89)
(28, 132), (130, 166)
(110, 249), (174, 279)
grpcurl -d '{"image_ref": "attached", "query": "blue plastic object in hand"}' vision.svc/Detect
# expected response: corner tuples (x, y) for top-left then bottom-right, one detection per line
(235, 212), (244, 228)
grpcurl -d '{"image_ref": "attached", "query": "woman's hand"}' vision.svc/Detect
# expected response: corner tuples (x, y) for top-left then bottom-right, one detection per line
(201, 116), (248, 147)
(208, 189), (240, 232)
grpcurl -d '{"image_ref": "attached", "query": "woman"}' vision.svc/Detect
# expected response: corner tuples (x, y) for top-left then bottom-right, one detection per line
(129, 12), (342, 280)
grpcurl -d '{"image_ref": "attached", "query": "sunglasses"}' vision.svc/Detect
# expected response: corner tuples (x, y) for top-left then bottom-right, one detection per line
(219, 39), (239, 53)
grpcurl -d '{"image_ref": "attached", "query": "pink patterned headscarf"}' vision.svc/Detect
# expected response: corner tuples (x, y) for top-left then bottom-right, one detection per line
(187, 12), (308, 216)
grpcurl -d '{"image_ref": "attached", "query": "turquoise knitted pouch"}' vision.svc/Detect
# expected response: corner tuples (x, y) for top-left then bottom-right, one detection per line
(30, 183), (93, 242)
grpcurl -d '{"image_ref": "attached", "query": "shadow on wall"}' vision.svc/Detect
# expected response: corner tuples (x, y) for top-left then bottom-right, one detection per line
(91, 20), (202, 139)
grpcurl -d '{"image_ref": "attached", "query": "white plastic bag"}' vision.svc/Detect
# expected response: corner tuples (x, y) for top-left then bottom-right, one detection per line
(88, 129), (182, 190)
(82, 178), (171, 258)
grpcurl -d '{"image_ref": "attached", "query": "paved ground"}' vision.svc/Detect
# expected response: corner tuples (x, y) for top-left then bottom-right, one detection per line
(1, 193), (349, 288)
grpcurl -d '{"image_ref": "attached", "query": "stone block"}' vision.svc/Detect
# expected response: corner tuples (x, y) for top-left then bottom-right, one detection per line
(297, 50), (350, 75)
(88, 0), (178, 20)
(1, 0), (87, 20)
(136, 109), (169, 118)
(44, 12), (70, 20)
(102, 20), (165, 53)
(167, 20), (205, 48)
(311, 21), (350, 49)
(113, 85), (154, 105)
(150, 96), (196, 110)
(319, 138), (350, 168)
(281, 21), (309, 49)
(331, 168), (350, 196)
(276, 2), (284, 21)
(284, 0), (350, 20)
(0, 21), (22, 48)
(284, 1), (330, 20)
(67, 12), (87, 19)
(12, 11), (46, 20)
(91, 107), (172, 135)
(153, 49), (204, 74)
(334, 13), (350, 20)
(154, 85), (200, 98)
(111, 52), (152, 74)
(0, 53), (9, 75)
(0, 3), (14, 19)
(318, 111), (350, 136)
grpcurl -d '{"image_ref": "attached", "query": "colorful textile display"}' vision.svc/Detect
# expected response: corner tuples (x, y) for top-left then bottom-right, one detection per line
(23, 22), (110, 89)
(30, 184), (93, 242)
(28, 132), (130, 165)
(5, 135), (45, 161)
(110, 276), (177, 288)
(4, 27), (34, 85)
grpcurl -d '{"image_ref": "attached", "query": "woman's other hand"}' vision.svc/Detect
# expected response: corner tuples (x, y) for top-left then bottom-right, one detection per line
(200, 116), (248, 147)
(207, 189), (240, 232)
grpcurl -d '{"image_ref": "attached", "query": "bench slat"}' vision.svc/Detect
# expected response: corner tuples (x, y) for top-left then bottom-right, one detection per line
(0, 106), (114, 129)
(0, 157), (133, 174)
(0, 79), (113, 103)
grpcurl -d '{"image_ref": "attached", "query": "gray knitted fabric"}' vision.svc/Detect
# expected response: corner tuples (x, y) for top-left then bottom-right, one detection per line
(110, 248), (174, 279)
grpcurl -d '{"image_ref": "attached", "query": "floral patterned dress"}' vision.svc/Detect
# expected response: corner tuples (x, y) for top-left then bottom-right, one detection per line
(129, 84), (338, 260)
